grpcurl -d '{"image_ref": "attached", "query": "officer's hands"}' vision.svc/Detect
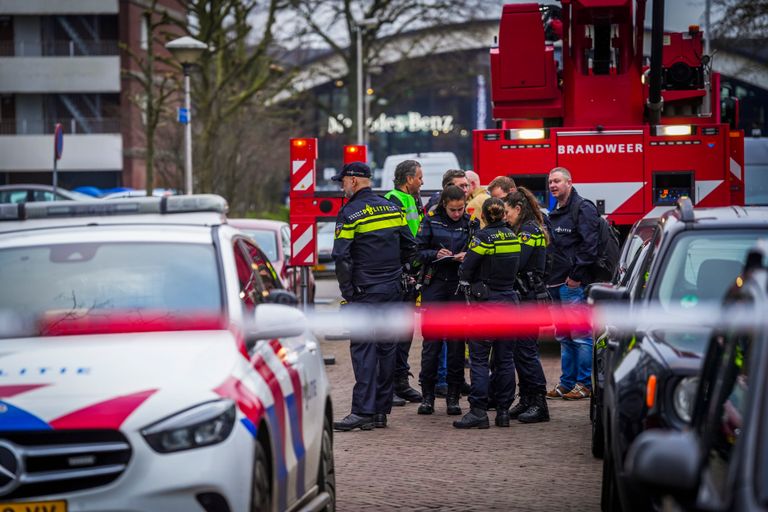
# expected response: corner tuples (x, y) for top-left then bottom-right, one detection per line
(452, 252), (466, 262)
(437, 248), (453, 259)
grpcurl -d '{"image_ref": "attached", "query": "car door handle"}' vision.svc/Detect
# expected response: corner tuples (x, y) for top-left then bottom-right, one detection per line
(607, 339), (619, 351)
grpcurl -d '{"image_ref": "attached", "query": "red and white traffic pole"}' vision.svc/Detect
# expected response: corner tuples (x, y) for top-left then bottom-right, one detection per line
(289, 138), (318, 308)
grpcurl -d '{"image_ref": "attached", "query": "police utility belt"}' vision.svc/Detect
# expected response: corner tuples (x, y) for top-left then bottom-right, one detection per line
(514, 272), (552, 304)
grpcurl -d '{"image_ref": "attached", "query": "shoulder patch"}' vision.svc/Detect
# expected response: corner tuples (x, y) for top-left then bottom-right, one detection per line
(428, 210), (435, 216)
(468, 236), (481, 249)
(519, 232), (531, 243)
(335, 223), (342, 238)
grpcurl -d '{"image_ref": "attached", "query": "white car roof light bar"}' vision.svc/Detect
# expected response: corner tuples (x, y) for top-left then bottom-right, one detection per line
(0, 194), (228, 221)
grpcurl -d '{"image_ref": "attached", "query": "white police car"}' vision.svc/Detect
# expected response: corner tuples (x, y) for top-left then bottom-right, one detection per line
(0, 195), (334, 512)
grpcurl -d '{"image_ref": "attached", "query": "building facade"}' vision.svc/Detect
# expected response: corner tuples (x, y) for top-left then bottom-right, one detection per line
(0, 0), (182, 190)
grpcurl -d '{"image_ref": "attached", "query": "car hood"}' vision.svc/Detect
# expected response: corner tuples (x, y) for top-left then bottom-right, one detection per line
(0, 330), (243, 431)
(645, 326), (712, 370)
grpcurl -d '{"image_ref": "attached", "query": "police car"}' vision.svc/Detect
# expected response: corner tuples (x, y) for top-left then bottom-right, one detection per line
(0, 195), (335, 512)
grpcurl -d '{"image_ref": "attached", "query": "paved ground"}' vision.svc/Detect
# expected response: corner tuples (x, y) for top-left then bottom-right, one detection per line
(313, 278), (602, 511)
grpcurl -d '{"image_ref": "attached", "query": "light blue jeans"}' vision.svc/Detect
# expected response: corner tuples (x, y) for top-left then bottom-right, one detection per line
(553, 284), (593, 391)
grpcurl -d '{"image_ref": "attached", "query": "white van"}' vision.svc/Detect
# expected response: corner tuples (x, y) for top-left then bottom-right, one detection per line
(379, 152), (461, 192)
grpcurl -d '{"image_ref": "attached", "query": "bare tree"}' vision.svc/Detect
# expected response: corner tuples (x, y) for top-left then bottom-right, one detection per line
(172, 0), (294, 200)
(712, 0), (768, 38)
(121, 0), (180, 195)
(287, 0), (490, 143)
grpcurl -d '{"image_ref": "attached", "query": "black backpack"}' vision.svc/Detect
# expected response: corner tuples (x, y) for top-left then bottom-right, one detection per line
(570, 197), (621, 283)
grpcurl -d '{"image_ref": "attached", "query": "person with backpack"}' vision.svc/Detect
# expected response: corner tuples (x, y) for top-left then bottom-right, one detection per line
(545, 167), (602, 401)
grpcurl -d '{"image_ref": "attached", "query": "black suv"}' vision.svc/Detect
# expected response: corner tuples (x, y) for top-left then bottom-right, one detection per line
(625, 247), (768, 511)
(590, 198), (768, 511)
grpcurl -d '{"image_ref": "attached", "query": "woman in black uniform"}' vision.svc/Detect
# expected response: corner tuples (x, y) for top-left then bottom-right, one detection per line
(503, 187), (551, 423)
(416, 185), (478, 416)
(454, 198), (520, 429)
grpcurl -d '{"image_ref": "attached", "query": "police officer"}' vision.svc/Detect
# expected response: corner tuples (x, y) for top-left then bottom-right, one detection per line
(454, 197), (520, 429)
(331, 162), (417, 431)
(503, 188), (551, 423)
(415, 185), (478, 416)
(384, 159), (424, 404)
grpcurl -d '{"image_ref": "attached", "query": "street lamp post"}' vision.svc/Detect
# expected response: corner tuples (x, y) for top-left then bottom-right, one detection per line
(354, 18), (377, 146)
(165, 36), (208, 195)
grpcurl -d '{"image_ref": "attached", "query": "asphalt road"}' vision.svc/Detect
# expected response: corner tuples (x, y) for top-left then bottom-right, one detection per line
(312, 277), (602, 511)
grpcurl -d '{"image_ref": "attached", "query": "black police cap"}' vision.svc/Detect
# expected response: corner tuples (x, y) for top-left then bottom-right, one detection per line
(331, 161), (372, 181)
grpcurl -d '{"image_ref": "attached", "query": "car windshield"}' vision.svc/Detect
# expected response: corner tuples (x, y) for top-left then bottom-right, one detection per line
(650, 327), (713, 355)
(654, 231), (766, 310)
(0, 242), (222, 315)
(241, 230), (278, 262)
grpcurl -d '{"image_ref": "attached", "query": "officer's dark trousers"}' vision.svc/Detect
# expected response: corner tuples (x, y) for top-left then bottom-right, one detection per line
(512, 333), (547, 395)
(419, 278), (465, 393)
(469, 291), (518, 410)
(349, 282), (402, 416)
(394, 326), (413, 380)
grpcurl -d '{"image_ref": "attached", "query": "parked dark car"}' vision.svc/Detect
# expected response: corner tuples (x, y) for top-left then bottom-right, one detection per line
(625, 246), (768, 512)
(590, 198), (768, 511)
(0, 184), (93, 203)
(590, 232), (655, 458)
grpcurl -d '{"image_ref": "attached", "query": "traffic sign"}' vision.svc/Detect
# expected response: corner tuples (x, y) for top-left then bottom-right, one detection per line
(54, 123), (63, 160)
(178, 107), (189, 125)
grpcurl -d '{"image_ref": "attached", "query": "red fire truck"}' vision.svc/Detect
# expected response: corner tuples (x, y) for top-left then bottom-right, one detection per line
(474, 0), (744, 230)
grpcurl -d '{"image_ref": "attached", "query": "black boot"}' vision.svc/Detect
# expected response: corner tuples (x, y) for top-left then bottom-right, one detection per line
(518, 394), (550, 423)
(417, 393), (435, 415)
(453, 408), (490, 429)
(394, 374), (422, 403)
(446, 385), (462, 416)
(508, 395), (532, 419)
(495, 409), (510, 427)
(392, 393), (406, 407)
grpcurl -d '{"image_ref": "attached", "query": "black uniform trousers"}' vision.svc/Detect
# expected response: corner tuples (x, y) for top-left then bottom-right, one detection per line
(349, 281), (402, 416)
(469, 290), (519, 410)
(489, 306), (548, 398)
(394, 324), (413, 380)
(419, 278), (465, 393)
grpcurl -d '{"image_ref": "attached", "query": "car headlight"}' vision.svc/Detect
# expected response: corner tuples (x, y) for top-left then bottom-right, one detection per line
(672, 377), (699, 423)
(141, 399), (236, 453)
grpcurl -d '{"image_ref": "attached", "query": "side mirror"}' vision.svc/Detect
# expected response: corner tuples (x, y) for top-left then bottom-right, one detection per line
(266, 289), (299, 306)
(625, 430), (701, 497)
(588, 283), (628, 304)
(246, 304), (306, 347)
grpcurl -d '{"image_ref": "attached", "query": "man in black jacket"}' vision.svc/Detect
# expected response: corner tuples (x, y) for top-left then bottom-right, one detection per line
(545, 167), (599, 401)
(331, 162), (418, 431)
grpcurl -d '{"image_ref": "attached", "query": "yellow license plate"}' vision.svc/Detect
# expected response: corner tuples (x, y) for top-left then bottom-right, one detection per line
(314, 264), (327, 271)
(0, 501), (67, 512)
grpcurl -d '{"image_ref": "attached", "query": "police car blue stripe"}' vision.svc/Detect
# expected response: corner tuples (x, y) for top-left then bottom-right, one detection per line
(0, 401), (52, 431)
(285, 393), (306, 497)
(240, 417), (258, 438)
(264, 404), (288, 511)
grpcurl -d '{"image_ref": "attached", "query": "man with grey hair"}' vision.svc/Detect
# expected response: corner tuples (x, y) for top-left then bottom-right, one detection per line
(545, 166), (600, 401)
(384, 159), (424, 403)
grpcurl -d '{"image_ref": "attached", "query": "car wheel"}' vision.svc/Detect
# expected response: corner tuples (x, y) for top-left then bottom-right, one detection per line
(591, 401), (604, 459)
(317, 416), (336, 511)
(251, 441), (272, 512)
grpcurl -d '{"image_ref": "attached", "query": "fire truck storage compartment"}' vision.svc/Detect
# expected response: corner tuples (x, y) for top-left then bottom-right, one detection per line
(652, 171), (694, 205)
(510, 174), (549, 208)
(491, 3), (562, 120)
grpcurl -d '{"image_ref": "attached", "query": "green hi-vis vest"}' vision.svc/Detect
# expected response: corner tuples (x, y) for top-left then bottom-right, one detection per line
(385, 189), (421, 236)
